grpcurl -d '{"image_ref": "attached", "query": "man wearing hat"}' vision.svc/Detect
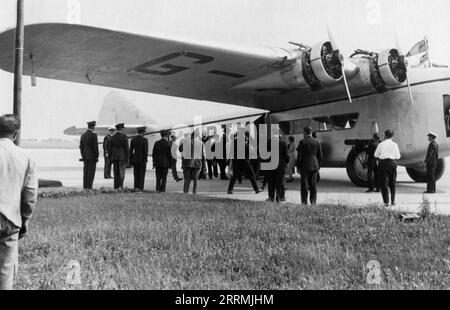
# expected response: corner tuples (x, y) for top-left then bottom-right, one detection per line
(80, 121), (99, 190)
(129, 127), (149, 191)
(103, 127), (116, 179)
(109, 123), (129, 189)
(296, 126), (323, 206)
(424, 132), (439, 194)
(152, 130), (173, 193)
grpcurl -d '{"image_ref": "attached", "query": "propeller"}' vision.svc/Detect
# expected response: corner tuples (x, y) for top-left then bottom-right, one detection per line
(394, 31), (415, 105)
(327, 22), (353, 103)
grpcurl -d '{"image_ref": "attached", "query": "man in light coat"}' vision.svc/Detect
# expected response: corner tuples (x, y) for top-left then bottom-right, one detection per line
(0, 115), (38, 290)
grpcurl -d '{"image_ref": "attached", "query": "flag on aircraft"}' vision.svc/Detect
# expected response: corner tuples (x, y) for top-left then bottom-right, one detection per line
(406, 38), (429, 57)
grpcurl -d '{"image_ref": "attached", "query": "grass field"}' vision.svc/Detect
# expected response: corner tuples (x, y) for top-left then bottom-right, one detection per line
(16, 191), (450, 290)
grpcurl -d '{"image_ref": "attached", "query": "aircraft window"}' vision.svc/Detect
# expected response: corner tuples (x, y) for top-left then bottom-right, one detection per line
(330, 113), (360, 130)
(312, 117), (332, 132)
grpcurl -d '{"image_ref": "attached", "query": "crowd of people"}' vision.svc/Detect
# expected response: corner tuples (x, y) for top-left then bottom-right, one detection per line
(80, 121), (441, 207)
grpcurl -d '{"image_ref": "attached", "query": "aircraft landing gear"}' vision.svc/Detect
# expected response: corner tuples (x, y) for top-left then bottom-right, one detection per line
(346, 147), (370, 188)
(406, 159), (445, 183)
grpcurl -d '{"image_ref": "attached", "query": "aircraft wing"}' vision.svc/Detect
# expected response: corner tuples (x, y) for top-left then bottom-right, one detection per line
(0, 23), (384, 112)
(0, 23), (301, 111)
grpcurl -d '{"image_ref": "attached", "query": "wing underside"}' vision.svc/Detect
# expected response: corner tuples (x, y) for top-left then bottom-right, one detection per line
(0, 23), (364, 112)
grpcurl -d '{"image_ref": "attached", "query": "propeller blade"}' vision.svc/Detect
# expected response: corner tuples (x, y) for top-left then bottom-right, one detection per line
(327, 21), (352, 103)
(341, 62), (353, 103)
(394, 30), (415, 104)
(406, 72), (415, 105)
(327, 22), (339, 52)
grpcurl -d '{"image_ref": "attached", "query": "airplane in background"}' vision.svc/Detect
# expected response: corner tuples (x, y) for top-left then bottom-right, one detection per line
(1, 23), (449, 187)
(62, 91), (264, 153)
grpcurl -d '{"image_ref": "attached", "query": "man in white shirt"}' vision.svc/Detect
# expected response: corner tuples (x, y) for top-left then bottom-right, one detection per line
(0, 115), (38, 290)
(374, 129), (401, 207)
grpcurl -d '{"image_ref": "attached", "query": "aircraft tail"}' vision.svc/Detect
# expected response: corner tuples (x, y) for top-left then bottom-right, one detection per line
(97, 91), (156, 126)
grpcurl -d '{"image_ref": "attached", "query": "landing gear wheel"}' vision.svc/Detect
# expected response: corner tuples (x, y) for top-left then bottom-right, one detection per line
(346, 148), (369, 187)
(406, 159), (445, 183)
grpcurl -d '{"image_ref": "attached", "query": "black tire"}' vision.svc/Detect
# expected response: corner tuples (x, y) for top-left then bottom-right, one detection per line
(406, 159), (445, 183)
(346, 148), (369, 187)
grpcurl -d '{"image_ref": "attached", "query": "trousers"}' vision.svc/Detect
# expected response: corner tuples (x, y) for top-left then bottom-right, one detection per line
(133, 162), (147, 190)
(0, 215), (19, 290)
(113, 161), (127, 189)
(83, 160), (97, 189)
(155, 167), (169, 192)
(378, 159), (397, 204)
(301, 170), (319, 205)
(183, 168), (201, 194)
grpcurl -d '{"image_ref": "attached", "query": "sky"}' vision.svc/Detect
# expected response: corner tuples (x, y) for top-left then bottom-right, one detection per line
(0, 0), (449, 139)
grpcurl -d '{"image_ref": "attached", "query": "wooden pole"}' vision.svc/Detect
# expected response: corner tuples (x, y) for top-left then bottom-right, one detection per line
(13, 0), (24, 145)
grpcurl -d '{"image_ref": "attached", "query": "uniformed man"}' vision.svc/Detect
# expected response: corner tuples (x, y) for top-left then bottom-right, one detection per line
(80, 121), (99, 190)
(366, 133), (381, 193)
(227, 133), (261, 195)
(129, 127), (149, 191)
(103, 127), (115, 179)
(297, 127), (323, 206)
(424, 132), (439, 194)
(374, 129), (401, 207)
(152, 130), (173, 193)
(109, 123), (129, 190)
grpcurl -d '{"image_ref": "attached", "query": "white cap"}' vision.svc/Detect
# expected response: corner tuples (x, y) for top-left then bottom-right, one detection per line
(427, 131), (438, 138)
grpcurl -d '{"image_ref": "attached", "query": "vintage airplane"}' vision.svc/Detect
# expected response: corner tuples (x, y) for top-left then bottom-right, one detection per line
(0, 23), (449, 187)
(62, 91), (263, 152)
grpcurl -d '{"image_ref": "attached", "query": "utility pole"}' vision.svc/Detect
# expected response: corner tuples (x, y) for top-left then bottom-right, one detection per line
(13, 0), (24, 145)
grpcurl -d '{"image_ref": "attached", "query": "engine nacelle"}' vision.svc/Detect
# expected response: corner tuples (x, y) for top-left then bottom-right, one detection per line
(377, 49), (407, 87)
(309, 41), (343, 86)
(233, 41), (346, 91)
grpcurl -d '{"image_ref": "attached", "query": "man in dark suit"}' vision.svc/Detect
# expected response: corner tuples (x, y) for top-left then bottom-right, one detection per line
(366, 133), (381, 193)
(80, 121), (99, 190)
(129, 127), (149, 191)
(424, 132), (439, 194)
(103, 127), (115, 179)
(265, 135), (289, 203)
(109, 123), (129, 190)
(227, 133), (261, 195)
(152, 130), (173, 193)
(296, 127), (323, 205)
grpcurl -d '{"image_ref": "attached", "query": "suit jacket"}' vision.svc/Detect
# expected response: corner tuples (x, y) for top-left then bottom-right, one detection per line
(130, 135), (149, 164)
(296, 136), (323, 172)
(262, 138), (290, 170)
(367, 139), (380, 166)
(152, 138), (172, 168)
(103, 134), (112, 156)
(278, 140), (290, 170)
(80, 130), (99, 161)
(425, 141), (439, 166)
(0, 138), (38, 228)
(109, 132), (129, 161)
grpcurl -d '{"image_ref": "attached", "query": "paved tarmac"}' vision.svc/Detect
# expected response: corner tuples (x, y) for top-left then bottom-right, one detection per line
(38, 163), (450, 216)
